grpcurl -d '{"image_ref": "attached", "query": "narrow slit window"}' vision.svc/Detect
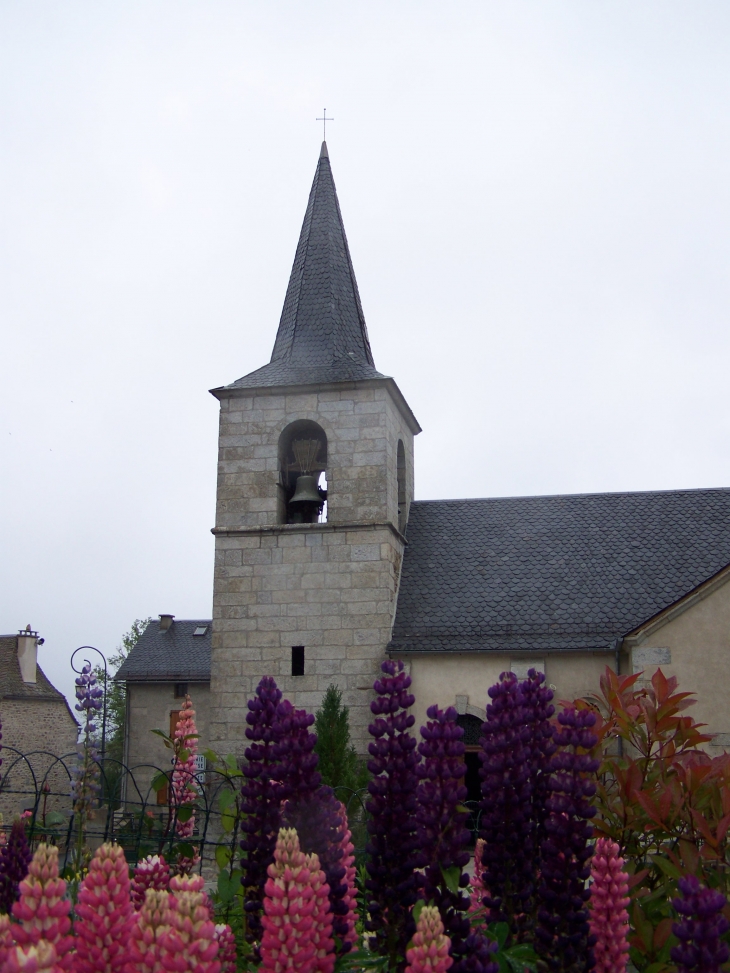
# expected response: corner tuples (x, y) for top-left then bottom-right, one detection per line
(174, 683), (188, 699)
(291, 646), (305, 676)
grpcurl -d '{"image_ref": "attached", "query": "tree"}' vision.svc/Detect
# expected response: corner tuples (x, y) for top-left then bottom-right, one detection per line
(93, 619), (150, 774)
(313, 684), (369, 794)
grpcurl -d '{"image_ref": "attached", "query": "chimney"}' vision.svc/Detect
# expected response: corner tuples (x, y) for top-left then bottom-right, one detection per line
(17, 625), (38, 683)
(159, 614), (175, 631)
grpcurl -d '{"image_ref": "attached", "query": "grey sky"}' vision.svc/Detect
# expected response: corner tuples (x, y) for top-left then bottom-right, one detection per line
(2, 2), (729, 706)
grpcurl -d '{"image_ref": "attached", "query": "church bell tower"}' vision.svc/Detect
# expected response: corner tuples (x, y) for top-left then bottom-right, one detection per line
(208, 142), (420, 755)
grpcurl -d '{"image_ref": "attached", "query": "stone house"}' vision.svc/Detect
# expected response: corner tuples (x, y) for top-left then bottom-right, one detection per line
(0, 627), (78, 819)
(121, 141), (730, 804)
(115, 616), (211, 800)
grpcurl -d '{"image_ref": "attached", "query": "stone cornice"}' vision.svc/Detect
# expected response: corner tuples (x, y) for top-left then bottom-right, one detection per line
(212, 519), (408, 545)
(209, 376), (422, 435)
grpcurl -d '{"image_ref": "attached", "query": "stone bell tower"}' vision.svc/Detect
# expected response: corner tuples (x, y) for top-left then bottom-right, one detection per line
(208, 142), (420, 755)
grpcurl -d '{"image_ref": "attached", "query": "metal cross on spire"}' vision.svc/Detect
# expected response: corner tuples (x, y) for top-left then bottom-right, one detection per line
(316, 108), (334, 140)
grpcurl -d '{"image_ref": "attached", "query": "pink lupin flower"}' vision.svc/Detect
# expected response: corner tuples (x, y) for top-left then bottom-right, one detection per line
(260, 828), (335, 973)
(589, 837), (630, 973)
(0, 914), (14, 968)
(7, 844), (73, 971)
(470, 838), (486, 914)
(213, 925), (236, 973)
(1, 940), (59, 972)
(405, 906), (454, 973)
(128, 889), (171, 973)
(171, 696), (199, 842)
(336, 807), (359, 951)
(132, 856), (171, 910)
(72, 843), (134, 973)
(159, 874), (220, 973)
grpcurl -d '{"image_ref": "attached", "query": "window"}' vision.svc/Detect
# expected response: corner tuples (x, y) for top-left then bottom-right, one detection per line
(193, 625), (208, 637)
(291, 646), (305, 676)
(174, 683), (188, 698)
(397, 439), (407, 533)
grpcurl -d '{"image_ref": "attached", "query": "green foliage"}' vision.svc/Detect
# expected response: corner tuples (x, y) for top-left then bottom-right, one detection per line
(314, 683), (369, 794)
(575, 666), (730, 973)
(94, 619), (150, 763)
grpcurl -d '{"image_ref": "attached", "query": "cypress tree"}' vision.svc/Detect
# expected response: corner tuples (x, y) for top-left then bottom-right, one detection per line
(314, 684), (368, 793)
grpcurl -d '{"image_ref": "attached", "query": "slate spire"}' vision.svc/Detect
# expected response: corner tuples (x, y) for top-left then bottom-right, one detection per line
(228, 141), (384, 389)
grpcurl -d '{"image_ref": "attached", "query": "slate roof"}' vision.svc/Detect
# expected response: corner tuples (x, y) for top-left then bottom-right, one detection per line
(222, 142), (386, 391)
(115, 620), (212, 682)
(388, 488), (730, 654)
(0, 635), (72, 702)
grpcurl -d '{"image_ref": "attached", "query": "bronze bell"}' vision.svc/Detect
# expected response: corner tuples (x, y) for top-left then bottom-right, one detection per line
(289, 474), (322, 507)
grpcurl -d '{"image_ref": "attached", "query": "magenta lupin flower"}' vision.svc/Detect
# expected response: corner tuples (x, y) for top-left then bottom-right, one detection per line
(1, 940), (59, 972)
(131, 855), (171, 911)
(213, 924), (237, 973)
(671, 876), (729, 973)
(72, 843), (134, 973)
(589, 838), (629, 973)
(260, 827), (334, 973)
(0, 819), (33, 916)
(160, 873), (220, 973)
(469, 839), (486, 915)
(171, 695), (199, 841)
(336, 807), (358, 951)
(0, 914), (13, 968)
(7, 844), (73, 971)
(405, 906), (453, 973)
(128, 888), (171, 973)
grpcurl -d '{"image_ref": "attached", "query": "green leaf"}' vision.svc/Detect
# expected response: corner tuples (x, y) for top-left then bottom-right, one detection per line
(151, 771), (169, 793)
(43, 811), (67, 828)
(176, 805), (194, 823)
(487, 921), (510, 949)
(505, 944), (538, 973)
(412, 899), (426, 925)
(440, 865), (461, 895)
(218, 788), (236, 811)
(217, 869), (242, 905)
(177, 842), (194, 859)
(221, 811), (237, 834)
(652, 854), (683, 880)
(215, 845), (232, 869)
(224, 753), (239, 772)
(178, 748), (190, 763)
(202, 748), (219, 765)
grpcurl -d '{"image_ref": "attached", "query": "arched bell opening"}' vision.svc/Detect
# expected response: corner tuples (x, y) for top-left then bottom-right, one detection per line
(397, 439), (407, 533)
(278, 420), (328, 524)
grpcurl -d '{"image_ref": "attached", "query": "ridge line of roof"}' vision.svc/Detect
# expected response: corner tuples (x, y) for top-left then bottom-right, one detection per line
(411, 486), (730, 505)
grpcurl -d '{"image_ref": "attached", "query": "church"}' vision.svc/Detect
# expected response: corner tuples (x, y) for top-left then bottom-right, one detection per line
(118, 142), (730, 782)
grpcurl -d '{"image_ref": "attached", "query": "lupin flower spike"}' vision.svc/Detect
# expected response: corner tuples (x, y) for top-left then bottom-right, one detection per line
(213, 924), (237, 973)
(131, 855), (171, 910)
(72, 843), (134, 973)
(365, 659), (421, 970)
(0, 818), (33, 915)
(405, 906), (454, 973)
(0, 914), (13, 968)
(128, 888), (171, 973)
(240, 676), (285, 945)
(589, 838), (629, 973)
(159, 877), (221, 973)
(7, 844), (73, 970)
(260, 827), (334, 973)
(535, 706), (599, 973)
(671, 876), (729, 973)
(1, 940), (59, 972)
(171, 695), (199, 842)
(336, 805), (359, 952)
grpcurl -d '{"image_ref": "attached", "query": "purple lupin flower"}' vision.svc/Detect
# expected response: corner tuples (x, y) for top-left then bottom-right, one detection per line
(365, 659), (421, 972)
(417, 705), (498, 973)
(478, 671), (534, 929)
(275, 698), (355, 954)
(0, 818), (32, 915)
(671, 876), (730, 973)
(535, 706), (599, 973)
(239, 675), (285, 945)
(71, 662), (103, 821)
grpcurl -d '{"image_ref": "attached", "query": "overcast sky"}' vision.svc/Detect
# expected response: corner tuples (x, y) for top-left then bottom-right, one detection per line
(2, 2), (730, 705)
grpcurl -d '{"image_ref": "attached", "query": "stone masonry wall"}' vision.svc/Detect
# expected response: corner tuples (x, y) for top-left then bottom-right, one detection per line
(210, 523), (402, 756)
(0, 698), (78, 821)
(210, 380), (416, 757)
(214, 382), (415, 529)
(125, 682), (210, 796)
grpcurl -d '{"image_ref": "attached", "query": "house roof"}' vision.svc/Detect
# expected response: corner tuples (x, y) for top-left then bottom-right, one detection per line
(217, 142), (385, 392)
(388, 487), (730, 655)
(115, 620), (212, 682)
(0, 635), (76, 709)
